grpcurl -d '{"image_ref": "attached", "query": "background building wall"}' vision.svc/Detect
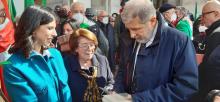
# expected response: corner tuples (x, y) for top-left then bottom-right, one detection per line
(14, 0), (208, 19)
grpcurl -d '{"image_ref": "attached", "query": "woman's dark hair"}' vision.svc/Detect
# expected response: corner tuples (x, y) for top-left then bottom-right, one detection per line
(9, 6), (55, 58)
(60, 18), (79, 35)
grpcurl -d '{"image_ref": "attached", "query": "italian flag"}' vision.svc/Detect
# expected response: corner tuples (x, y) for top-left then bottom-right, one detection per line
(1, 0), (16, 22)
(1, 1), (15, 101)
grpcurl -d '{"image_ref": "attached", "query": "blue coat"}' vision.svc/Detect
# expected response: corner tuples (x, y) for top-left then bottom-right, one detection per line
(63, 53), (114, 102)
(115, 13), (198, 102)
(3, 48), (72, 102)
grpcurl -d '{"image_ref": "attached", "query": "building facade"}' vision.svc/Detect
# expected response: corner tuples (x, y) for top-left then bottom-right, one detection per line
(14, 0), (207, 20)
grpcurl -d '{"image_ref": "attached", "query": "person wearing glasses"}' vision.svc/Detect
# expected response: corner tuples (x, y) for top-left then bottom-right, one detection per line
(114, 0), (198, 101)
(63, 28), (114, 102)
(70, 2), (109, 57)
(189, 0), (220, 102)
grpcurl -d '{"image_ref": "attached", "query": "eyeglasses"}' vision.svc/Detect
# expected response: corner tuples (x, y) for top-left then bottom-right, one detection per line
(202, 11), (215, 17)
(78, 43), (96, 49)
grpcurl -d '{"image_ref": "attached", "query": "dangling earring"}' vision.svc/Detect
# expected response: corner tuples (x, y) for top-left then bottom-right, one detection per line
(28, 35), (34, 45)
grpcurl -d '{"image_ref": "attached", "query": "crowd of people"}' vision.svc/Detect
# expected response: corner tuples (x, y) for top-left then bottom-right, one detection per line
(1, 0), (220, 102)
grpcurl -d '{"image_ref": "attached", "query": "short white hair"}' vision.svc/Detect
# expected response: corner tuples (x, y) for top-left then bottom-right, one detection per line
(70, 2), (85, 12)
(121, 0), (156, 24)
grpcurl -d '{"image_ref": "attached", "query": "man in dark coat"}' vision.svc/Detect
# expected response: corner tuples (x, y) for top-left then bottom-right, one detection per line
(114, 0), (198, 101)
(190, 0), (220, 102)
(97, 10), (117, 72)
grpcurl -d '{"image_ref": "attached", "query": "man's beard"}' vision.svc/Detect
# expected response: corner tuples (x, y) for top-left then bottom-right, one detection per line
(136, 29), (153, 43)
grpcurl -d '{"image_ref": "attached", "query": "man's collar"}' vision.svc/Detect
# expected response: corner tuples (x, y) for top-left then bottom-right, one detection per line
(206, 19), (220, 35)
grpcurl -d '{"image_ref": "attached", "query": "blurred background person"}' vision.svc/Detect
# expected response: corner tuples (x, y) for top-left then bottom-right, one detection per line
(111, 13), (118, 27)
(63, 28), (114, 102)
(57, 18), (79, 52)
(192, 16), (207, 65)
(175, 6), (193, 39)
(159, 3), (177, 27)
(85, 8), (96, 22)
(97, 10), (117, 73)
(3, 6), (71, 102)
(53, 4), (72, 46)
(70, 2), (109, 57)
(189, 0), (220, 102)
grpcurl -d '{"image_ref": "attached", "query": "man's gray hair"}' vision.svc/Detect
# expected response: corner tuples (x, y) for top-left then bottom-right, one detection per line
(70, 2), (85, 12)
(121, 0), (156, 24)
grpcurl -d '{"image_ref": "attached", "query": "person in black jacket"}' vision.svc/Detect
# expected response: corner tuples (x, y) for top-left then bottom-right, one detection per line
(190, 0), (220, 102)
(97, 10), (117, 73)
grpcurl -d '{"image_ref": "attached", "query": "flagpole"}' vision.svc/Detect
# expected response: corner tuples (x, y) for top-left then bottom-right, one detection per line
(194, 0), (198, 19)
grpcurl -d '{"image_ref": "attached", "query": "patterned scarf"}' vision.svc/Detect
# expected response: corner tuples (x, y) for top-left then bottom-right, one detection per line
(79, 66), (102, 102)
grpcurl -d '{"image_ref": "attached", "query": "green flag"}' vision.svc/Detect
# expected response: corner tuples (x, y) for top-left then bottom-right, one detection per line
(0, 61), (11, 66)
(24, 0), (35, 8)
(194, 1), (198, 19)
(8, 0), (16, 22)
(41, 0), (47, 7)
(80, 23), (90, 29)
(24, 0), (47, 8)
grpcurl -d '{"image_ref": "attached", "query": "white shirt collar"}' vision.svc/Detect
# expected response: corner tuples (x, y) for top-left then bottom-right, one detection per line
(144, 21), (158, 48)
(30, 49), (51, 58)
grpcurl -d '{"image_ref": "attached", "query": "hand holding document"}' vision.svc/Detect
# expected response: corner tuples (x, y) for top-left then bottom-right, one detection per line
(102, 93), (132, 102)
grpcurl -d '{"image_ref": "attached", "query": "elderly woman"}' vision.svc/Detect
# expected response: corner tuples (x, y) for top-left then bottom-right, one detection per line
(175, 6), (193, 39)
(3, 6), (72, 102)
(57, 19), (79, 52)
(63, 28), (114, 102)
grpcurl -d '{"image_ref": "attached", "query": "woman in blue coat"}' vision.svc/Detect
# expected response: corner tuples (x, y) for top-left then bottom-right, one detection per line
(63, 28), (114, 102)
(3, 6), (72, 102)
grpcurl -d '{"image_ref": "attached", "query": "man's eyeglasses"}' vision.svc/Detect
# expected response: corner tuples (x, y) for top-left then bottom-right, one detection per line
(202, 11), (216, 17)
